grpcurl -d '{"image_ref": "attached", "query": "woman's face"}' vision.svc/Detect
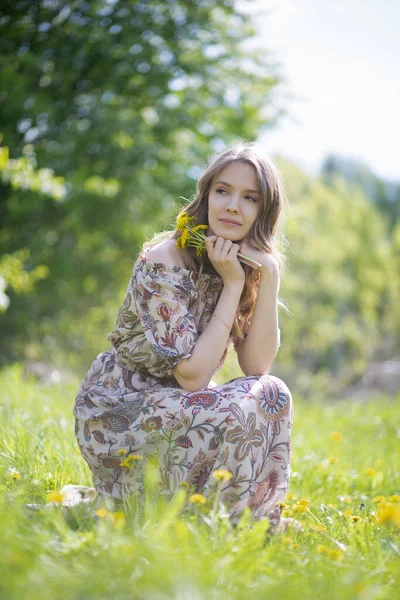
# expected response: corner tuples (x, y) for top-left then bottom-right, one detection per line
(207, 161), (261, 241)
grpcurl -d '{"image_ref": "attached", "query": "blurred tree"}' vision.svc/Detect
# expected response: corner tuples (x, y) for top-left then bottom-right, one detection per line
(321, 154), (400, 229)
(0, 0), (284, 367)
(273, 160), (400, 398)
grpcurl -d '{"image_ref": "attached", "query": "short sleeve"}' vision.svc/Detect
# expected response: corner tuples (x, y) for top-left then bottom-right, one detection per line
(129, 261), (198, 377)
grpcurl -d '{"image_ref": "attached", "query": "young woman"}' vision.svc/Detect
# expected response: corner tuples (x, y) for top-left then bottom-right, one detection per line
(73, 142), (300, 532)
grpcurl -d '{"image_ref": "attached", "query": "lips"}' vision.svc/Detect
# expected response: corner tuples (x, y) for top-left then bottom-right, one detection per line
(219, 218), (242, 226)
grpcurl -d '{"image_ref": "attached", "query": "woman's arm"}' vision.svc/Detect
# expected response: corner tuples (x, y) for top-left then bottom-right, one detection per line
(173, 235), (245, 391)
(173, 282), (243, 391)
(235, 265), (280, 376)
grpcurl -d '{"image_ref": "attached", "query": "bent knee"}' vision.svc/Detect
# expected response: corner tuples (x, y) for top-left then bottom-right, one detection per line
(258, 374), (293, 418)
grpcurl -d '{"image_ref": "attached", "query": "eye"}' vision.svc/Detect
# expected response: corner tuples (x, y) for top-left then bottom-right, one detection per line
(216, 188), (227, 194)
(245, 195), (257, 202)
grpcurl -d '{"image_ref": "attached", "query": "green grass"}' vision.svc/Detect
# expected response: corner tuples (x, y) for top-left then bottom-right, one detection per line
(1, 363), (399, 600)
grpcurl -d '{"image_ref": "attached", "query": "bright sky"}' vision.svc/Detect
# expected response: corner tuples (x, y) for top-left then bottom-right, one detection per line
(243, 0), (400, 182)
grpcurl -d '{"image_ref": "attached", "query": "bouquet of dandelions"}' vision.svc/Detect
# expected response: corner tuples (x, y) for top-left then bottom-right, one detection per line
(176, 211), (261, 269)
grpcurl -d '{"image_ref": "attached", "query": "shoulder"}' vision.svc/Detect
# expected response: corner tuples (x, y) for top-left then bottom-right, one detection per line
(145, 238), (190, 270)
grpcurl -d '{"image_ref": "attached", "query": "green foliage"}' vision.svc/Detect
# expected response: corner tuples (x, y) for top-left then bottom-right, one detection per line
(321, 154), (400, 227)
(271, 161), (400, 397)
(1, 366), (399, 599)
(0, 0), (282, 366)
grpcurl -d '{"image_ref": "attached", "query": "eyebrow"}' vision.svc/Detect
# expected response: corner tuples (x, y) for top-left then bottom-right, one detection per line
(215, 180), (260, 195)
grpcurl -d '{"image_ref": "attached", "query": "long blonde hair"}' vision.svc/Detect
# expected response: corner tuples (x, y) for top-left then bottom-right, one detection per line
(144, 140), (290, 346)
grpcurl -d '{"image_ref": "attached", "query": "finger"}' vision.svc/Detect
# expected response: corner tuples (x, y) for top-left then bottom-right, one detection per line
(214, 237), (227, 253)
(227, 243), (240, 258)
(221, 240), (233, 253)
(205, 235), (217, 243)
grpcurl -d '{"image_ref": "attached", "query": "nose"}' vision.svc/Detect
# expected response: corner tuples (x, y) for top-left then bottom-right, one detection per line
(226, 194), (240, 213)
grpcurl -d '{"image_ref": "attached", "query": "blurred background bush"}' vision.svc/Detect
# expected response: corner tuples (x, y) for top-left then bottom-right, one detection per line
(1, 0), (399, 401)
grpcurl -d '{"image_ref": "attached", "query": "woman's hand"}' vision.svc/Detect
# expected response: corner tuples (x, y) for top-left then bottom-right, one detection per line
(205, 235), (245, 287)
(239, 241), (280, 278)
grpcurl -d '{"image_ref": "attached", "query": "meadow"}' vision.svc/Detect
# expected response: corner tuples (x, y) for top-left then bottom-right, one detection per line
(1, 363), (399, 600)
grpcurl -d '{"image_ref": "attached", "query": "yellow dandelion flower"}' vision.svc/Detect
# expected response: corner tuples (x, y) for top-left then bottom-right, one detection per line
(189, 493), (207, 505)
(350, 515), (362, 522)
(286, 492), (296, 500)
(176, 212), (190, 231)
(95, 508), (108, 518)
(180, 229), (189, 248)
(364, 468), (376, 476)
(46, 490), (66, 504)
(192, 224), (207, 233)
(176, 236), (183, 249)
(111, 511), (126, 527)
(376, 504), (400, 526)
(212, 469), (233, 482)
(120, 454), (142, 468)
(342, 509), (353, 517)
(329, 432), (343, 442)
(195, 245), (206, 257)
(9, 469), (21, 480)
(372, 495), (386, 503)
(294, 503), (310, 513)
(116, 449), (127, 456)
(297, 498), (312, 508)
(281, 509), (293, 518)
(316, 544), (328, 554)
(329, 549), (344, 562)
(327, 456), (339, 464)
(388, 495), (400, 503)
(283, 536), (293, 545)
(179, 481), (190, 488)
(176, 212), (196, 231)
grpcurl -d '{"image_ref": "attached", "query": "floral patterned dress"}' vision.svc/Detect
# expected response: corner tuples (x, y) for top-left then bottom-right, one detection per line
(73, 247), (293, 526)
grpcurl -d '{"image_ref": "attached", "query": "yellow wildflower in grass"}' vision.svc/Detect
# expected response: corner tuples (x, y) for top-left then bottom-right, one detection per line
(376, 503), (400, 527)
(372, 495), (386, 504)
(294, 499), (311, 513)
(281, 509), (294, 518)
(350, 515), (362, 522)
(46, 490), (66, 504)
(286, 492), (296, 500)
(189, 493), (207, 505)
(388, 495), (400, 502)
(212, 469), (233, 482)
(111, 511), (126, 527)
(116, 449), (127, 456)
(329, 549), (344, 562)
(327, 456), (339, 464)
(9, 469), (21, 480)
(95, 508), (108, 518)
(120, 454), (143, 468)
(316, 545), (328, 554)
(364, 468), (376, 476)
(329, 432), (343, 442)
